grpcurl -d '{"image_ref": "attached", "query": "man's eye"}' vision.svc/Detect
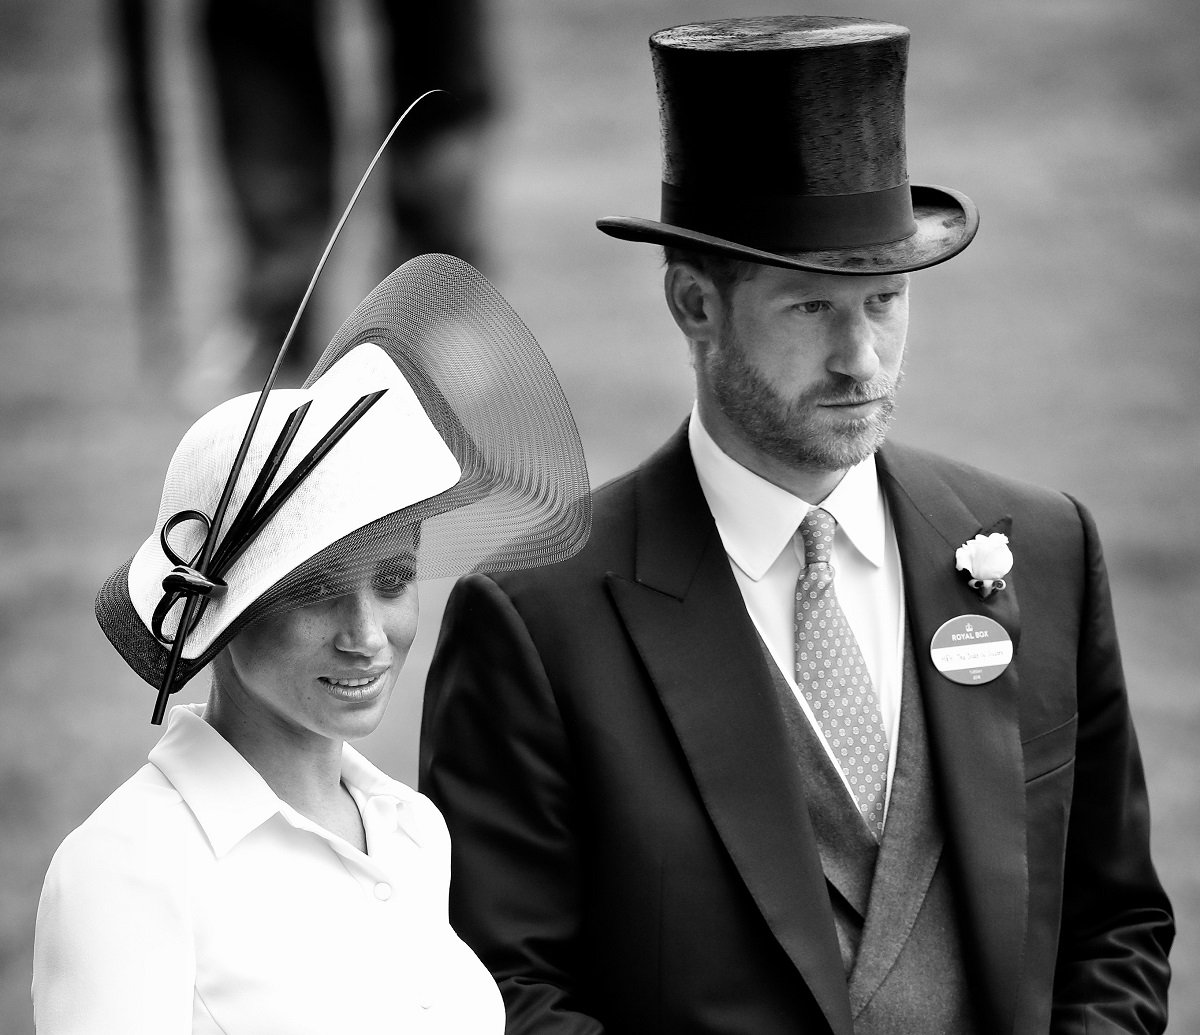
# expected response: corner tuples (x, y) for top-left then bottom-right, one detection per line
(794, 300), (827, 314)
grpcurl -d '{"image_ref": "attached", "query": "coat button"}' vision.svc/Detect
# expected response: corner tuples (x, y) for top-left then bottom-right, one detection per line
(374, 882), (392, 901)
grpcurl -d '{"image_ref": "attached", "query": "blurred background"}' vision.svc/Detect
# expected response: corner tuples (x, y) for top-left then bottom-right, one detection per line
(1, 0), (1196, 1029)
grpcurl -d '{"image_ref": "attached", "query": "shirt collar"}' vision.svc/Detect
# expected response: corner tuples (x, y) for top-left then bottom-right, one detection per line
(687, 406), (888, 580)
(149, 704), (419, 858)
(339, 738), (418, 806)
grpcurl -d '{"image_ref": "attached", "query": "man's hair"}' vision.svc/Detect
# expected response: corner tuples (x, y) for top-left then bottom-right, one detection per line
(662, 246), (760, 300)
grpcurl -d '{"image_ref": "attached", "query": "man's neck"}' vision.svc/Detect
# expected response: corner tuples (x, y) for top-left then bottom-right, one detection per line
(731, 446), (846, 503)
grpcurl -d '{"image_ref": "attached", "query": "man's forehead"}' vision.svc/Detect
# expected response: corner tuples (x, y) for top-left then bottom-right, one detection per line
(750, 265), (910, 294)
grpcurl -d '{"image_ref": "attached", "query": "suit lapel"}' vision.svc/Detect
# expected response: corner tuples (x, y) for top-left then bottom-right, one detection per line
(607, 429), (855, 1035)
(876, 444), (1026, 1035)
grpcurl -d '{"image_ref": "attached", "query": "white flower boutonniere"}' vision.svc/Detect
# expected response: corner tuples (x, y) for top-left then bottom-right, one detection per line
(956, 532), (1013, 599)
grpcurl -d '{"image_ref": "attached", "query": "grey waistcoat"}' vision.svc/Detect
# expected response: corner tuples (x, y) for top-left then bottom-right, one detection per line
(763, 634), (985, 1034)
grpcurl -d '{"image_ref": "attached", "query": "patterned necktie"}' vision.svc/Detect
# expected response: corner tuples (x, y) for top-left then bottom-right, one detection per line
(794, 507), (889, 838)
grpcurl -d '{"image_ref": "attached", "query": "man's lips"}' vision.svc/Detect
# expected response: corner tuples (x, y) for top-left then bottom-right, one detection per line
(820, 395), (887, 413)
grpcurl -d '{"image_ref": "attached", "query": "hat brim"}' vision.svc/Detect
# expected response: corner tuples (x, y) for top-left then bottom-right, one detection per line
(95, 483), (465, 691)
(596, 184), (978, 275)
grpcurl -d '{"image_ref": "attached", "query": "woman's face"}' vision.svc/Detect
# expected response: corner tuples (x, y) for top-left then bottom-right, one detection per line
(217, 557), (419, 745)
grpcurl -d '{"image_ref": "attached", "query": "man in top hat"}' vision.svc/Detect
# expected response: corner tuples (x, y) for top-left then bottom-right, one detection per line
(420, 16), (1172, 1034)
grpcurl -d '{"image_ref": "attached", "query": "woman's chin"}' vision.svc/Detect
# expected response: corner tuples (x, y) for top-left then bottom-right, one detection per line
(316, 674), (398, 740)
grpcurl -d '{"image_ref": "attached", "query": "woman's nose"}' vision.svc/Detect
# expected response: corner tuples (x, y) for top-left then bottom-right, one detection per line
(332, 591), (388, 656)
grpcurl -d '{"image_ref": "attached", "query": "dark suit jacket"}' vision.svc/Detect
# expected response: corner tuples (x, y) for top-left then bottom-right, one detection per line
(420, 428), (1173, 1034)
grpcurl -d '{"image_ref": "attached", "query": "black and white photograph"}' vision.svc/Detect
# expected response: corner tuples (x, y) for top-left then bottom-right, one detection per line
(1, 0), (1196, 1031)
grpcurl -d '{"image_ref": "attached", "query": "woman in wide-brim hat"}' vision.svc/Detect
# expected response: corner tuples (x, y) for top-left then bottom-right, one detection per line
(32, 254), (590, 1034)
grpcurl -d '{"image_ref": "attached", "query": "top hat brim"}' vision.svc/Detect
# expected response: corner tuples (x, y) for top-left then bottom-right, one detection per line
(596, 184), (978, 276)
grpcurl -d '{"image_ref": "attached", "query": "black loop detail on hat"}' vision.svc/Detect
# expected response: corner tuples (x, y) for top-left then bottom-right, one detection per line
(159, 509), (214, 569)
(163, 565), (225, 596)
(660, 181), (916, 251)
(150, 565), (227, 645)
(149, 510), (224, 645)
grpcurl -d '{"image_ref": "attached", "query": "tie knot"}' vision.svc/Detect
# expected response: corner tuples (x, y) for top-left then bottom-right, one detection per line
(799, 507), (836, 567)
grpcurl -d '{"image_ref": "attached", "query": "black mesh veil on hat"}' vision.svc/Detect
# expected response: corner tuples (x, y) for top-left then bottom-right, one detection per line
(300, 253), (590, 582)
(96, 254), (591, 707)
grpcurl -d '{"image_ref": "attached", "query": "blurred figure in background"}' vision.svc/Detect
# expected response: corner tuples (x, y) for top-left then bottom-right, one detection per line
(198, 0), (493, 389)
(113, 0), (494, 397)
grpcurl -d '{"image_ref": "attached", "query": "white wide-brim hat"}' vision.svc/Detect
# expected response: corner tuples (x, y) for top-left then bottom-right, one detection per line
(128, 341), (459, 657)
(97, 255), (591, 700)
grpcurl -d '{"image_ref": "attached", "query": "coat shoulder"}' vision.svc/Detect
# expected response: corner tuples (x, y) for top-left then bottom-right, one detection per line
(48, 764), (192, 874)
(880, 441), (1084, 524)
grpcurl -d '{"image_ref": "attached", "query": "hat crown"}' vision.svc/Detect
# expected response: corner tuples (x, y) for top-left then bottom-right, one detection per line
(652, 16), (910, 196)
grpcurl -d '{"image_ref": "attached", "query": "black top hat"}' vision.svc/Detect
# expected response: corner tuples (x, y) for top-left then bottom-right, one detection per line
(597, 16), (978, 274)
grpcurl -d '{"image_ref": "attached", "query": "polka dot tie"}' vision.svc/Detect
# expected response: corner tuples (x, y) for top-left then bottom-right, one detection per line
(794, 507), (888, 838)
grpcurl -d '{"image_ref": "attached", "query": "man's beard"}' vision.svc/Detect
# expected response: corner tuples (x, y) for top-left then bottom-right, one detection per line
(708, 329), (902, 473)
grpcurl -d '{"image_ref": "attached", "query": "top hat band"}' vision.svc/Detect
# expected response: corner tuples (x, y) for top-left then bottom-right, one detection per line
(661, 181), (916, 251)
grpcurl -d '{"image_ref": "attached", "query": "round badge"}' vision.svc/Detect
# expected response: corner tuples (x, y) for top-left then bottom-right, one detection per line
(929, 614), (1013, 686)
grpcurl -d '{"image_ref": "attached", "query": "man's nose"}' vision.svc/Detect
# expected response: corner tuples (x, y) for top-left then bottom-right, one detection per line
(826, 310), (880, 382)
(332, 591), (388, 656)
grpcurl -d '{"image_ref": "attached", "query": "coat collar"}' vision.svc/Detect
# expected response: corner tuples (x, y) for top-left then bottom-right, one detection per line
(611, 429), (1028, 1035)
(149, 704), (421, 859)
(149, 704), (280, 858)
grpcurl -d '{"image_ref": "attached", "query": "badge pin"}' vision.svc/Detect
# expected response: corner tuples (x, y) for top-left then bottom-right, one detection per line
(930, 614), (1013, 686)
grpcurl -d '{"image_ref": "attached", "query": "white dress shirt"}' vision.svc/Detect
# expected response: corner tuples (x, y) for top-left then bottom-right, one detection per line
(33, 704), (503, 1034)
(688, 408), (906, 814)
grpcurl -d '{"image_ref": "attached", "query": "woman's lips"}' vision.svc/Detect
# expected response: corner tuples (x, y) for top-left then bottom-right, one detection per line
(319, 669), (389, 702)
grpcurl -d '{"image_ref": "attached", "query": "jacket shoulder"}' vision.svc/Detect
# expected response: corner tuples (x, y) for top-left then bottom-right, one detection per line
(880, 442), (1084, 522)
(47, 764), (197, 882)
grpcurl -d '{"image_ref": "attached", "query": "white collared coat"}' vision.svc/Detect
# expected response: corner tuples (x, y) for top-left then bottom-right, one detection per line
(33, 705), (503, 1034)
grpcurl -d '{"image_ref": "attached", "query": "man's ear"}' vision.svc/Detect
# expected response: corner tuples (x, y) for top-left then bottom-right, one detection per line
(665, 264), (721, 343)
